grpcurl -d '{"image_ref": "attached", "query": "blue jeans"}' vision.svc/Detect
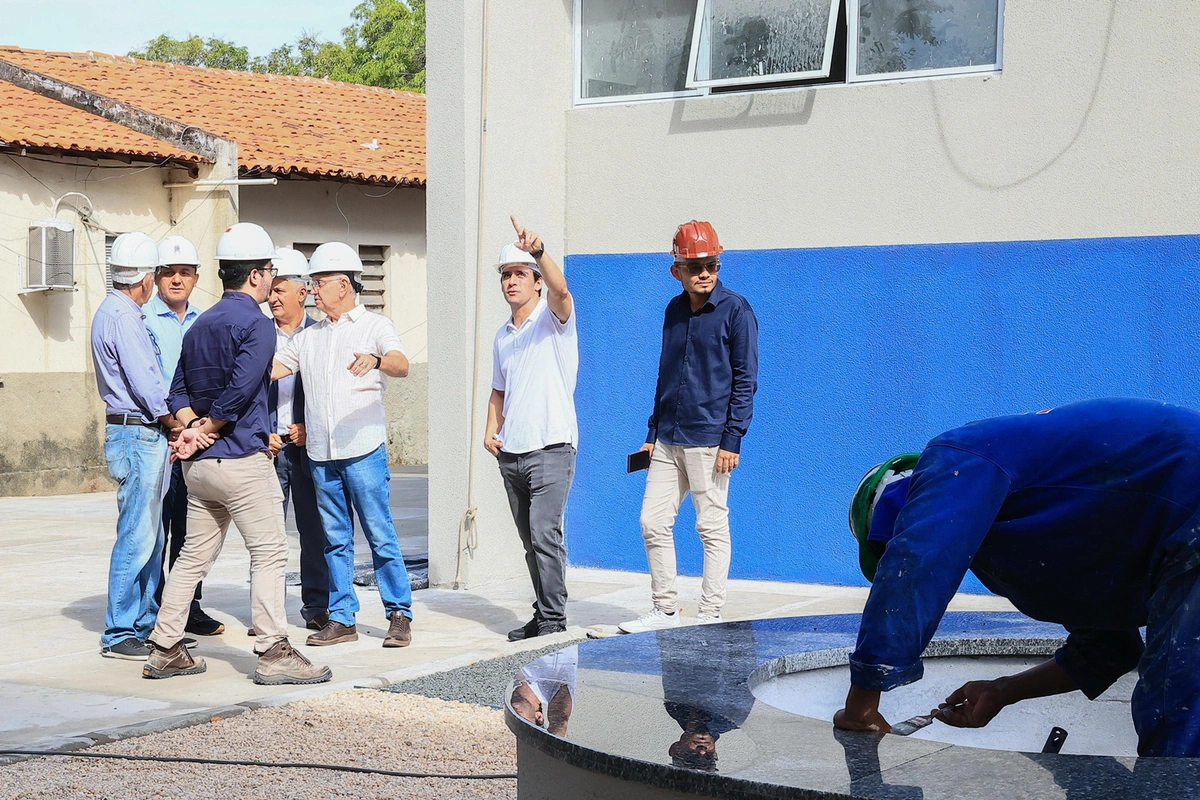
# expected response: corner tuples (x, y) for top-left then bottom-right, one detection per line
(310, 444), (411, 625)
(102, 424), (167, 647)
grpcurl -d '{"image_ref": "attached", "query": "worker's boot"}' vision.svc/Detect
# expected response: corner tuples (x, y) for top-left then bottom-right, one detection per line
(143, 641), (207, 679)
(254, 639), (332, 685)
(382, 611), (412, 648)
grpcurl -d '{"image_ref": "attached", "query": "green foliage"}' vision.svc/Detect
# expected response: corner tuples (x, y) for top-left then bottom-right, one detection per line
(127, 0), (425, 92)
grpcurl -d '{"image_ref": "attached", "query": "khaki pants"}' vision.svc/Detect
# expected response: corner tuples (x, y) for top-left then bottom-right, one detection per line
(639, 442), (731, 617)
(149, 452), (288, 653)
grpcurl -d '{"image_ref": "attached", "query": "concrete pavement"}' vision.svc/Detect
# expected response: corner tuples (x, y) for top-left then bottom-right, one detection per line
(0, 472), (1015, 754)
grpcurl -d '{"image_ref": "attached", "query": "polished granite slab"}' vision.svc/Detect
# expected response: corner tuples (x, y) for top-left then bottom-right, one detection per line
(505, 613), (1200, 799)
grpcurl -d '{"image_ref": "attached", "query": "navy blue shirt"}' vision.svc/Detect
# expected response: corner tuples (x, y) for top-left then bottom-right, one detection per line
(169, 291), (274, 460)
(647, 280), (758, 453)
(851, 398), (1200, 697)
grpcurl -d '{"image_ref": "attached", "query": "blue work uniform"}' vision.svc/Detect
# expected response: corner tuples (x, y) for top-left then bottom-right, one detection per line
(851, 398), (1200, 757)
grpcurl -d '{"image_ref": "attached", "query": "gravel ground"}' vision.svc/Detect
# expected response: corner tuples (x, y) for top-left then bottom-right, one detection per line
(0, 691), (516, 800)
(382, 638), (585, 707)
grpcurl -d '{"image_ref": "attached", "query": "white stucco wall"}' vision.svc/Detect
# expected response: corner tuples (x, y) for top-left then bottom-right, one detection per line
(427, 0), (1200, 588)
(240, 180), (428, 363)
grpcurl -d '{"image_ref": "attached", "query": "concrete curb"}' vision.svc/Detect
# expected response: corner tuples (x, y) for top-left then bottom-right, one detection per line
(0, 627), (582, 767)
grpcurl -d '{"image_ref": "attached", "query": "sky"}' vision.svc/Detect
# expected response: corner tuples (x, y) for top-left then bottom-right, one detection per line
(1, 0), (362, 58)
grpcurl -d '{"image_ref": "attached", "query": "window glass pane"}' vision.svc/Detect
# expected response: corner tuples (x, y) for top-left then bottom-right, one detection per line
(580, 0), (696, 99)
(695, 0), (836, 82)
(856, 0), (999, 75)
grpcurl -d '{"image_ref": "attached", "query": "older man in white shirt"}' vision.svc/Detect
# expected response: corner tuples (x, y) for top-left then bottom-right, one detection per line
(272, 242), (413, 649)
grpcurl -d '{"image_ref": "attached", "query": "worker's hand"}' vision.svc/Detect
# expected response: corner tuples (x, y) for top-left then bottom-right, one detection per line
(349, 352), (380, 377)
(715, 448), (739, 474)
(268, 433), (284, 457)
(485, 434), (504, 457)
(510, 215), (543, 257)
(170, 427), (217, 462)
(834, 686), (891, 733)
(287, 423), (306, 447)
(937, 679), (1008, 728)
(167, 425), (184, 443)
(640, 442), (654, 460)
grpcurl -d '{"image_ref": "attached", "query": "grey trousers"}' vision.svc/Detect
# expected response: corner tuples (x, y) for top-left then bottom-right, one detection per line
(497, 444), (576, 625)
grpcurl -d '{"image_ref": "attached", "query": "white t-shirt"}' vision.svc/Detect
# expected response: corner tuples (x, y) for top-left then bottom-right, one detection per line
(492, 298), (579, 454)
(275, 304), (406, 462)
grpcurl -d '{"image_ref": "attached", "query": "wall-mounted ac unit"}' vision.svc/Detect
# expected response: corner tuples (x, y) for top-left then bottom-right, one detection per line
(24, 219), (75, 292)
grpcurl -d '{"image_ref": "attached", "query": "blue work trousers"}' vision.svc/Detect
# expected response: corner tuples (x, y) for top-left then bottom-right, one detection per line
(101, 424), (167, 647)
(1133, 556), (1200, 756)
(310, 445), (412, 625)
(275, 443), (331, 622)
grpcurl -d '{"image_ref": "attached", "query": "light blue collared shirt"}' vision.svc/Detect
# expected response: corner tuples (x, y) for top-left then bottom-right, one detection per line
(91, 290), (169, 421)
(143, 293), (201, 385)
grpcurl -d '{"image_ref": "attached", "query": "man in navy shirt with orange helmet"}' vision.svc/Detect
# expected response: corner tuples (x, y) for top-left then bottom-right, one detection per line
(836, 398), (1200, 757)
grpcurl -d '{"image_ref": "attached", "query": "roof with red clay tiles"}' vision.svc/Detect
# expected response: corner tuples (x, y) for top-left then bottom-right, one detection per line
(0, 80), (200, 164)
(0, 47), (426, 186)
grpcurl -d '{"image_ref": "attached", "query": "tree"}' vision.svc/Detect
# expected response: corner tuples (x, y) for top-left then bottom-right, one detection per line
(127, 0), (425, 92)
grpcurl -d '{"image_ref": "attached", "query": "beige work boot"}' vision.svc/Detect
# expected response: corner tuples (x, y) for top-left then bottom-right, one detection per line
(143, 641), (207, 679)
(253, 639), (332, 685)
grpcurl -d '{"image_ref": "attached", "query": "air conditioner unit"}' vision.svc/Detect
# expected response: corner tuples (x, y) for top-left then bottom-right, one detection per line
(24, 219), (75, 292)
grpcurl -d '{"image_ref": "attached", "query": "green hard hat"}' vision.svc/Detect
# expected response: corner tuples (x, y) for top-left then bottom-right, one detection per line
(848, 453), (921, 582)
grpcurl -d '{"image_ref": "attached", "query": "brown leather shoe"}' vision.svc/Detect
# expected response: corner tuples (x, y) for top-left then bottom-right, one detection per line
(305, 620), (358, 646)
(143, 641), (207, 679)
(383, 611), (412, 648)
(254, 639), (332, 685)
(305, 611), (330, 631)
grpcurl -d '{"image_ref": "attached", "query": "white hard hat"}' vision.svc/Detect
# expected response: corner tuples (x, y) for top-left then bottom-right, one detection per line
(496, 241), (539, 275)
(215, 222), (275, 261)
(109, 232), (160, 272)
(273, 247), (310, 280)
(309, 241), (363, 275)
(157, 234), (200, 268)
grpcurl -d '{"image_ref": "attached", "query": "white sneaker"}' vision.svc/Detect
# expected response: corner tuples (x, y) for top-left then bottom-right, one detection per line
(618, 608), (682, 634)
(695, 613), (723, 625)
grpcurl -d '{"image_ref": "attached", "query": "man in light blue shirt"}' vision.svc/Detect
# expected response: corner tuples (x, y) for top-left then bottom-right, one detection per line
(91, 232), (179, 661)
(144, 235), (222, 636)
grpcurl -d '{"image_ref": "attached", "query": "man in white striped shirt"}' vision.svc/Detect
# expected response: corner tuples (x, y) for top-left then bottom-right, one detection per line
(272, 242), (414, 649)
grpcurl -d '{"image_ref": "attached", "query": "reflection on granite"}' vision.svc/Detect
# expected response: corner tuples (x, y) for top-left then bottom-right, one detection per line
(505, 613), (1200, 799)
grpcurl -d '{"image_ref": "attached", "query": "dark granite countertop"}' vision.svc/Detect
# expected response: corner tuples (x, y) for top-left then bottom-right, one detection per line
(505, 612), (1200, 799)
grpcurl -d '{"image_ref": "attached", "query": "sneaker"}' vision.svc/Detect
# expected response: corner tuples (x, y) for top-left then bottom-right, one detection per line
(507, 617), (540, 642)
(185, 607), (225, 636)
(142, 641), (207, 679)
(537, 620), (567, 637)
(695, 613), (723, 625)
(383, 611), (412, 648)
(618, 608), (682, 634)
(305, 620), (358, 646)
(253, 639), (332, 685)
(101, 638), (151, 661)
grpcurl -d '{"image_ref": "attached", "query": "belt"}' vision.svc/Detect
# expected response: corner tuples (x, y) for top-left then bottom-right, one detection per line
(106, 414), (157, 427)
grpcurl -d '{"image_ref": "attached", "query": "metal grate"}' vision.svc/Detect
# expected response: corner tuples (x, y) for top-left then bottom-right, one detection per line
(104, 234), (116, 291)
(26, 220), (75, 289)
(358, 245), (387, 311)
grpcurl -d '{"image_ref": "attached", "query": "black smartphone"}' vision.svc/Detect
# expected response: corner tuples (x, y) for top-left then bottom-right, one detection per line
(627, 449), (651, 473)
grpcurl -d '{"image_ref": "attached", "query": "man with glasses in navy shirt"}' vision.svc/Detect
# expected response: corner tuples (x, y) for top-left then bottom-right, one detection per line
(619, 220), (759, 634)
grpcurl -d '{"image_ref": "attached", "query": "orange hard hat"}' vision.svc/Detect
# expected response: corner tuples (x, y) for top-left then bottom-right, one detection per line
(671, 220), (723, 260)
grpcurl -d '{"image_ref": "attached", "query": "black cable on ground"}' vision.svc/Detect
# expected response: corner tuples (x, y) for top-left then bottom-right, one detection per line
(0, 750), (516, 780)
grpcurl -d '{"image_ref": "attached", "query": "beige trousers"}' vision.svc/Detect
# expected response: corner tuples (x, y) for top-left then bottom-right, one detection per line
(149, 452), (289, 653)
(639, 442), (731, 616)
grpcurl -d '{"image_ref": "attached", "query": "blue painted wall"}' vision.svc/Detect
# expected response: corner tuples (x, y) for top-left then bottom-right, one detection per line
(564, 234), (1200, 590)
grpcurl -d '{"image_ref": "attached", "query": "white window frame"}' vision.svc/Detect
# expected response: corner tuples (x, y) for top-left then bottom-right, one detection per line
(573, 0), (705, 106)
(846, 0), (1004, 84)
(684, 0), (842, 89)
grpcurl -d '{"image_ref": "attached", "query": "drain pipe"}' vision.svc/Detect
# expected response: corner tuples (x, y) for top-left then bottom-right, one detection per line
(455, 0), (492, 589)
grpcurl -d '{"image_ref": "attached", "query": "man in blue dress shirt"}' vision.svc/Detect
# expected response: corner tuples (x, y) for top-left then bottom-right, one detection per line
(144, 234), (223, 636)
(90, 232), (180, 660)
(835, 398), (1200, 757)
(143, 223), (330, 686)
(619, 220), (759, 635)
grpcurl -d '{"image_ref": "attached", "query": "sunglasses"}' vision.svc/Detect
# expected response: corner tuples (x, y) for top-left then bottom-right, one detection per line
(676, 259), (720, 276)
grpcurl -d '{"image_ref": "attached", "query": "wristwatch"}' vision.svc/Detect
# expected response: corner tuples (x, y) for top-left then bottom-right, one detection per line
(186, 417), (203, 429)
(374, 355), (382, 369)
(530, 244), (545, 259)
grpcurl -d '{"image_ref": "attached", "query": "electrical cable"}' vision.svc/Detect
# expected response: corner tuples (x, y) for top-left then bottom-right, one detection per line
(0, 750), (516, 780)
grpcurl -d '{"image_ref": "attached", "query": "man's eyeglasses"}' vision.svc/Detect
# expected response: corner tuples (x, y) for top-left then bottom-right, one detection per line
(257, 266), (278, 277)
(311, 276), (347, 290)
(677, 259), (720, 277)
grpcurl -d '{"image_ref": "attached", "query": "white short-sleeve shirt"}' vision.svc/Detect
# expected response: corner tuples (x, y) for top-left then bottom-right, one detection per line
(275, 304), (405, 462)
(491, 298), (579, 454)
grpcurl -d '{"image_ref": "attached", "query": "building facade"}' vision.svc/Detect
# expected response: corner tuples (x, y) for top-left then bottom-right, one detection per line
(427, 1), (1200, 590)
